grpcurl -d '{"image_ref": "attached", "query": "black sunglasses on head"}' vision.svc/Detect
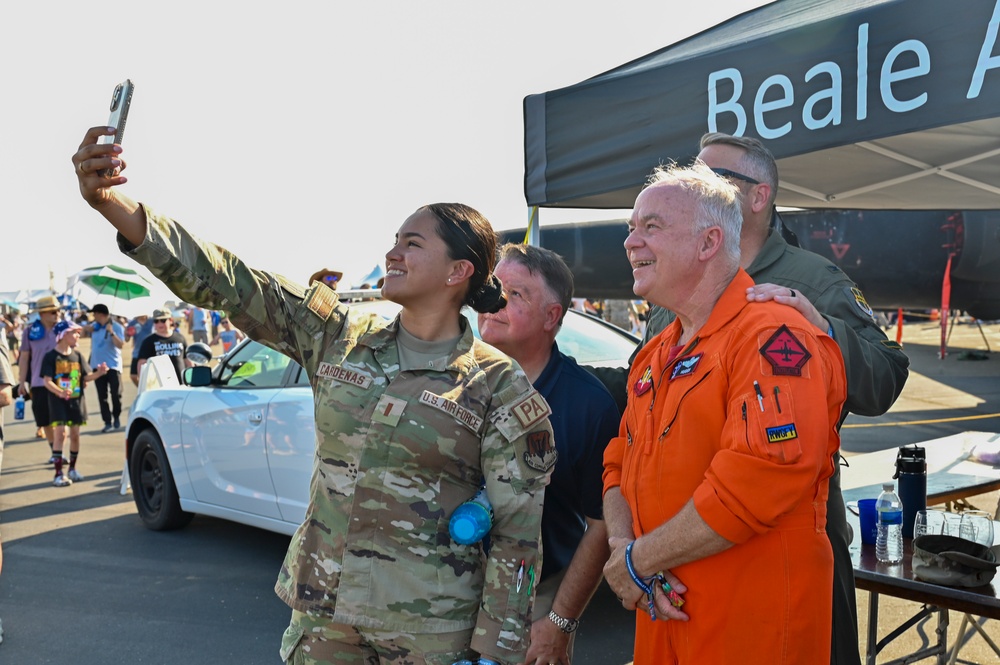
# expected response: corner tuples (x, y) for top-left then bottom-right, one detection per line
(710, 167), (760, 186)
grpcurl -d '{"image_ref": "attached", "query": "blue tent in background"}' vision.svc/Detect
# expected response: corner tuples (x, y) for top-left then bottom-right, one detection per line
(354, 265), (385, 289)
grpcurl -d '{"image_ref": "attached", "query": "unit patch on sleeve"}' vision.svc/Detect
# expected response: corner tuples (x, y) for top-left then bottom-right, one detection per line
(523, 430), (557, 472)
(850, 286), (876, 322)
(759, 325), (812, 376)
(669, 353), (703, 380)
(420, 390), (483, 433)
(317, 362), (373, 389)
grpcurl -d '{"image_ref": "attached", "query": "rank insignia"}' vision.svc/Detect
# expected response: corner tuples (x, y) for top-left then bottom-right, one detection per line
(634, 366), (653, 396)
(760, 325), (812, 376)
(670, 353), (703, 380)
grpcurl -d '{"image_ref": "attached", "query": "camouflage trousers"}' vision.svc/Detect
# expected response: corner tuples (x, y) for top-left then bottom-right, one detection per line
(280, 610), (478, 665)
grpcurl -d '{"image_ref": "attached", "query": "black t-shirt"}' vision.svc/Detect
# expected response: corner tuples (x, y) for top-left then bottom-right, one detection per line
(138, 331), (187, 381)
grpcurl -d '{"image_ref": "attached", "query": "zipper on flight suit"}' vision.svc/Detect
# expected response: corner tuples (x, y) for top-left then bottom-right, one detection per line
(658, 370), (713, 441)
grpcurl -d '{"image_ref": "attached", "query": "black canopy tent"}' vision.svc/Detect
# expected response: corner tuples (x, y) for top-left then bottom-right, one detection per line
(524, 0), (1000, 211)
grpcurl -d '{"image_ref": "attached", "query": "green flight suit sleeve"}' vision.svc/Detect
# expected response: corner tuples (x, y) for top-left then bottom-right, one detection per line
(815, 283), (909, 417)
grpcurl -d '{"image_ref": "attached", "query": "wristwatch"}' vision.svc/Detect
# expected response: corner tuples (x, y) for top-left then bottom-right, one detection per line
(547, 609), (579, 633)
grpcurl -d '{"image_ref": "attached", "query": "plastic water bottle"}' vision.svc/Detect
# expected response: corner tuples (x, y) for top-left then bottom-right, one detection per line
(449, 486), (493, 545)
(14, 395), (25, 420)
(876, 481), (904, 564)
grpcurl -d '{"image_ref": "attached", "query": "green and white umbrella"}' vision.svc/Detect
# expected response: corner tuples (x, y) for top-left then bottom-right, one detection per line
(69, 264), (155, 317)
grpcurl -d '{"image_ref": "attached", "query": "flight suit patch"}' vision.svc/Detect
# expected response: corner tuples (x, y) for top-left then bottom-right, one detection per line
(511, 390), (551, 430)
(317, 362), (373, 389)
(880, 339), (903, 350)
(850, 286), (876, 322)
(522, 430), (556, 472)
(371, 394), (407, 427)
(419, 390), (483, 433)
(303, 282), (338, 321)
(759, 325), (812, 377)
(766, 423), (799, 443)
(634, 366), (653, 395)
(669, 353), (703, 380)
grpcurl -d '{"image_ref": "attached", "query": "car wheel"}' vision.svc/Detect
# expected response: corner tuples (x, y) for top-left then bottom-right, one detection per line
(130, 429), (193, 531)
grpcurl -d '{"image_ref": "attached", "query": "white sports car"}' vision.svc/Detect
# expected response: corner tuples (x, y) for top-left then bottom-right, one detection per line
(126, 299), (638, 534)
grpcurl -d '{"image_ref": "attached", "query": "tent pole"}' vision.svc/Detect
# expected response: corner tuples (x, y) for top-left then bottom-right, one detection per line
(523, 206), (540, 246)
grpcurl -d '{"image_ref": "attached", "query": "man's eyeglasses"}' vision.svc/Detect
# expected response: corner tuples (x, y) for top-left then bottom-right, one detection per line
(154, 318), (170, 324)
(710, 167), (760, 186)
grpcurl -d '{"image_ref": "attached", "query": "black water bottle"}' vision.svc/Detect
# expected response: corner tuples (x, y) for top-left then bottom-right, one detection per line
(893, 445), (926, 539)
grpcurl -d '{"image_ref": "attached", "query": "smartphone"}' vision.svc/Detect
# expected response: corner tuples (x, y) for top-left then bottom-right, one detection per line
(98, 79), (134, 176)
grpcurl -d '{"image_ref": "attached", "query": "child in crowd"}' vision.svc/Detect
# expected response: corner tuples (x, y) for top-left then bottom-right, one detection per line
(209, 317), (245, 353)
(40, 320), (108, 487)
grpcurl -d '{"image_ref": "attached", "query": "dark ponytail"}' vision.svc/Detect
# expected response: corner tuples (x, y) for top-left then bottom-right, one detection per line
(422, 203), (507, 314)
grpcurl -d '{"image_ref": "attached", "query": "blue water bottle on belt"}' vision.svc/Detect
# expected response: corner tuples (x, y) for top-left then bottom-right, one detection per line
(14, 395), (25, 420)
(449, 485), (493, 545)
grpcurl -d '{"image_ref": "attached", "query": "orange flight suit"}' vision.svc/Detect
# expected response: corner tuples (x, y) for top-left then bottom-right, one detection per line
(604, 270), (847, 664)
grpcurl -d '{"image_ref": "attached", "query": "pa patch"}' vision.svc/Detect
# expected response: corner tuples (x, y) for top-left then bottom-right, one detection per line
(760, 325), (812, 376)
(766, 423), (799, 443)
(634, 366), (653, 396)
(670, 353), (703, 380)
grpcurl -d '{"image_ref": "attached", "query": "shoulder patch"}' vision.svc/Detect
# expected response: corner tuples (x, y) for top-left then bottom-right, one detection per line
(759, 325), (812, 377)
(302, 282), (338, 321)
(826, 265), (842, 274)
(523, 430), (557, 472)
(850, 286), (876, 322)
(880, 339), (903, 350)
(511, 390), (552, 430)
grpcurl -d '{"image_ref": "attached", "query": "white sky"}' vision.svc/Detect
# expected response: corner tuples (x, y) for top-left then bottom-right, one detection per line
(2, 0), (769, 304)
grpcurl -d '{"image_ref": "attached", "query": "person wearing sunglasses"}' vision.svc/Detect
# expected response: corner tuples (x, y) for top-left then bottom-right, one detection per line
(136, 310), (188, 383)
(73, 126), (554, 665)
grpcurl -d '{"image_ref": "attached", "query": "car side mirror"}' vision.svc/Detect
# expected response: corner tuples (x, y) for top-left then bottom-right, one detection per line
(184, 365), (212, 387)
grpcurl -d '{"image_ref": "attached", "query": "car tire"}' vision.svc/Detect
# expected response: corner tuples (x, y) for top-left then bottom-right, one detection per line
(130, 429), (193, 531)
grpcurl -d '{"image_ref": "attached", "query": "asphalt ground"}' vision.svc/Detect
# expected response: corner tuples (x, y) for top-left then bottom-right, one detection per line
(0, 319), (998, 664)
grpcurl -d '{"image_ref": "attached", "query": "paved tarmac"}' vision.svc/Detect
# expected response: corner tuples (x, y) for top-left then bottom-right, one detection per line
(0, 320), (998, 664)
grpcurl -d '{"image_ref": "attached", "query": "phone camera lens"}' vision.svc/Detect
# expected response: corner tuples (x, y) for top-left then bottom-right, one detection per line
(110, 85), (122, 112)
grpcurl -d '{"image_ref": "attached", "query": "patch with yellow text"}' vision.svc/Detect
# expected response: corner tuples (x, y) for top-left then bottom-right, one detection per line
(766, 423), (799, 443)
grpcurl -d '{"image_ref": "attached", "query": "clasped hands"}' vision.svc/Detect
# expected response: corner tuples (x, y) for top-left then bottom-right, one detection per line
(603, 537), (689, 622)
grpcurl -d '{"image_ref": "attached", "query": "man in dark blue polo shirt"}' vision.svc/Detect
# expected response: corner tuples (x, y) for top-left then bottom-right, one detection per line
(479, 243), (621, 664)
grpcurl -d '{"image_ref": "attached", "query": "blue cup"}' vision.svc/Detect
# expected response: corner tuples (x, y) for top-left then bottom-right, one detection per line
(858, 498), (878, 545)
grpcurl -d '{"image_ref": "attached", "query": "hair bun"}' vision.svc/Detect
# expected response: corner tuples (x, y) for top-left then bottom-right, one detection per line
(468, 274), (506, 314)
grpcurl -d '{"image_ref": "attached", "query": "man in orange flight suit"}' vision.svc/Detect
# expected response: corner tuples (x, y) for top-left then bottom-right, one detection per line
(602, 162), (847, 664)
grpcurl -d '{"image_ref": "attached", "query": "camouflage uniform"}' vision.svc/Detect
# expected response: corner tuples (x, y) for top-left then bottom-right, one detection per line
(121, 208), (557, 665)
